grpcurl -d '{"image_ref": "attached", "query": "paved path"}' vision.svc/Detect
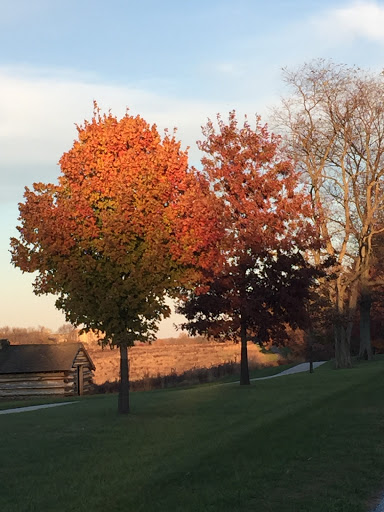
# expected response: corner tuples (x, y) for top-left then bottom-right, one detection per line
(227, 361), (327, 385)
(0, 402), (76, 415)
(373, 502), (384, 512)
(372, 494), (384, 512)
(251, 361), (327, 381)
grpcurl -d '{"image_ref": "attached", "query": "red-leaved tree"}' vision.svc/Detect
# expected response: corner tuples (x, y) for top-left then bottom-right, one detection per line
(178, 112), (319, 384)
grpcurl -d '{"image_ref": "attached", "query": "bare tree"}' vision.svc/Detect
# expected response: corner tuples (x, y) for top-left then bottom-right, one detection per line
(57, 323), (79, 342)
(274, 60), (384, 367)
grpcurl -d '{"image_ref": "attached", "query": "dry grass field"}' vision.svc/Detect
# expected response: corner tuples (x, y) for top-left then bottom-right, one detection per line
(0, 327), (281, 386)
(81, 332), (279, 384)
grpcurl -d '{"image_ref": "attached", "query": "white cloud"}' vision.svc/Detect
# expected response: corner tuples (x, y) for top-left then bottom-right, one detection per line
(0, 66), (276, 201)
(0, 68), (242, 166)
(0, 67), (195, 164)
(313, 1), (384, 44)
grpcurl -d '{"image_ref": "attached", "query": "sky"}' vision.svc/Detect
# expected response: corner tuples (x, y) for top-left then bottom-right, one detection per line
(1, 0), (384, 336)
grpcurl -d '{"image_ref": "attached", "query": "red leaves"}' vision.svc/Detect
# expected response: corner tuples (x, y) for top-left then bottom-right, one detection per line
(198, 111), (316, 256)
(177, 111), (320, 352)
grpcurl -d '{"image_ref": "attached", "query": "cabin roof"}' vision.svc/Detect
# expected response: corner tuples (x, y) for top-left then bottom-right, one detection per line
(0, 343), (95, 374)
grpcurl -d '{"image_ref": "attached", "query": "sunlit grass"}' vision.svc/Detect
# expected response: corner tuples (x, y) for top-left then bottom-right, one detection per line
(1, 358), (384, 511)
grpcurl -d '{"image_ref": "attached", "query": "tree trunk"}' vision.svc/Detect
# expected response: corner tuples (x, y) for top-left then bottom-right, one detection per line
(118, 343), (130, 414)
(359, 288), (373, 360)
(240, 321), (250, 385)
(307, 333), (314, 373)
(334, 321), (352, 369)
(333, 279), (357, 369)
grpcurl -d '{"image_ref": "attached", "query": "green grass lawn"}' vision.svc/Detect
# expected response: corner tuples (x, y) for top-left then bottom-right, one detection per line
(1, 359), (384, 512)
(0, 362), (297, 409)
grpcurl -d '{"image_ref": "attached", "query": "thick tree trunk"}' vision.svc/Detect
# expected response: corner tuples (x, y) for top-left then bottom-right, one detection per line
(334, 321), (352, 369)
(333, 279), (357, 369)
(240, 321), (250, 385)
(359, 288), (373, 360)
(118, 343), (130, 414)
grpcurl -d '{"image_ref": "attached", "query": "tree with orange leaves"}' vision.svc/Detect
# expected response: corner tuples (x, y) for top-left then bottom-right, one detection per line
(178, 112), (320, 384)
(10, 105), (223, 413)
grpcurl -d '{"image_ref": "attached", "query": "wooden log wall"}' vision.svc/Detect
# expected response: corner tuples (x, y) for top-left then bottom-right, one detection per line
(0, 348), (95, 398)
(0, 372), (73, 397)
(71, 348), (94, 394)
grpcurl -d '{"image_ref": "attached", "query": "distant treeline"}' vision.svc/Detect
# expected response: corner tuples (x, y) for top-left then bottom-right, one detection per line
(0, 326), (209, 346)
(0, 325), (78, 344)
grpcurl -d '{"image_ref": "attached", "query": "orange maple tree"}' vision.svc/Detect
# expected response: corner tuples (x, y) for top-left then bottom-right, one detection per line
(10, 105), (223, 413)
(178, 112), (319, 384)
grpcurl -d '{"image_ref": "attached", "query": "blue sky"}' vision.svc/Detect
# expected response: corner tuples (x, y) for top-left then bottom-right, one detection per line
(1, 0), (384, 335)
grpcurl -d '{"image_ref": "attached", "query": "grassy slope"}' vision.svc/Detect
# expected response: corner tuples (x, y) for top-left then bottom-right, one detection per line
(1, 359), (384, 512)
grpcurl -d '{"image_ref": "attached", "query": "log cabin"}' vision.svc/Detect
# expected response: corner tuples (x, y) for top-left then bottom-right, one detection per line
(0, 339), (95, 398)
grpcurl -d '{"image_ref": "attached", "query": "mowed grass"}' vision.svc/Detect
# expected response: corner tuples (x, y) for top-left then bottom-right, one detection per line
(0, 361), (295, 409)
(1, 360), (384, 512)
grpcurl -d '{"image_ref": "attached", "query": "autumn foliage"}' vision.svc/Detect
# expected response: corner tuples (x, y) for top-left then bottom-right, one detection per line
(178, 112), (319, 384)
(10, 104), (223, 412)
(11, 105), (322, 406)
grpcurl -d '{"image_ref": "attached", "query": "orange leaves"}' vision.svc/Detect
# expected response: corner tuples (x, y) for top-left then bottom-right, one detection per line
(11, 105), (225, 347)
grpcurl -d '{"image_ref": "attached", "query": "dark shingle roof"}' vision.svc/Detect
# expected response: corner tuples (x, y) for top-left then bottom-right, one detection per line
(0, 343), (95, 374)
